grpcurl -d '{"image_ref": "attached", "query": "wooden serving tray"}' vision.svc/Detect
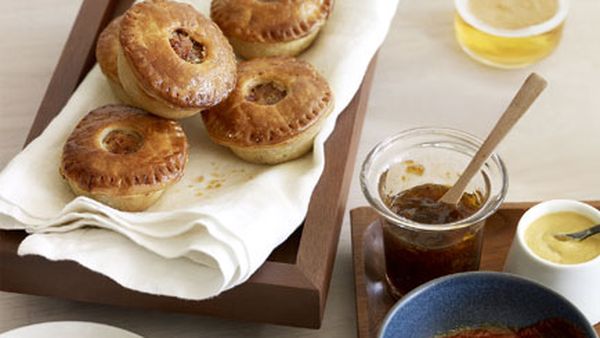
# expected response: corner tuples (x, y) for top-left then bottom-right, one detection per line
(0, 0), (376, 329)
(350, 203), (600, 338)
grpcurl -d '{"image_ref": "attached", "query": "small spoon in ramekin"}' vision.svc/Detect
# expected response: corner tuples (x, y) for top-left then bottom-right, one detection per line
(555, 224), (600, 241)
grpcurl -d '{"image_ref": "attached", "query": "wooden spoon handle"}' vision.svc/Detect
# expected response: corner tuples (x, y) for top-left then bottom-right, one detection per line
(440, 73), (548, 205)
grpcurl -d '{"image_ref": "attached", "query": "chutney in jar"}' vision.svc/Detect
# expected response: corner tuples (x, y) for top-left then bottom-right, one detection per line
(382, 183), (484, 298)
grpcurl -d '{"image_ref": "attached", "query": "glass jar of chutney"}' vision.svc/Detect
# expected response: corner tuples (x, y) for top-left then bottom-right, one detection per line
(360, 128), (508, 298)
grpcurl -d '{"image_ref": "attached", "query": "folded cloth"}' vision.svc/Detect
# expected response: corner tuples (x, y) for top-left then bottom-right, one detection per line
(0, 0), (399, 299)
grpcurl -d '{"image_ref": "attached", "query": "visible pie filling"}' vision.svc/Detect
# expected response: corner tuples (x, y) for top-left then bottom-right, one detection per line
(245, 82), (288, 105)
(169, 29), (206, 64)
(102, 129), (144, 154)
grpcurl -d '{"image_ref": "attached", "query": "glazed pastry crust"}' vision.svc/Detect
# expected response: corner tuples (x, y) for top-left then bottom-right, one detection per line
(96, 16), (131, 103)
(117, 46), (200, 119)
(211, 0), (333, 43)
(227, 29), (321, 59)
(226, 103), (332, 164)
(96, 16), (122, 84)
(60, 105), (188, 210)
(202, 57), (333, 164)
(119, 0), (237, 111)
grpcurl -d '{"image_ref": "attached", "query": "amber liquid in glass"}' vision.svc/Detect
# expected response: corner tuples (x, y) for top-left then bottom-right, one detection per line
(454, 13), (564, 69)
(383, 184), (484, 298)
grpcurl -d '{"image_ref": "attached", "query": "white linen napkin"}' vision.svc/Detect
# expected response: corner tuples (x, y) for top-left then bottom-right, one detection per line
(0, 0), (399, 299)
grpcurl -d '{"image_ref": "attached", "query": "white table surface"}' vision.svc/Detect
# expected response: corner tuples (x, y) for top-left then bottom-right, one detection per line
(1, 0), (599, 337)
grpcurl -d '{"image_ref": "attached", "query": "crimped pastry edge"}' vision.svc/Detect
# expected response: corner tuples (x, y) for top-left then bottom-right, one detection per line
(225, 101), (334, 164)
(211, 0), (333, 43)
(229, 29), (321, 59)
(202, 57), (334, 147)
(117, 46), (202, 119)
(119, 0), (237, 109)
(60, 104), (189, 199)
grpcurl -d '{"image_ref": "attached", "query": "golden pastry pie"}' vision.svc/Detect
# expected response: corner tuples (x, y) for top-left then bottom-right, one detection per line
(118, 0), (237, 119)
(211, 0), (334, 59)
(96, 16), (130, 103)
(60, 104), (189, 211)
(202, 57), (334, 164)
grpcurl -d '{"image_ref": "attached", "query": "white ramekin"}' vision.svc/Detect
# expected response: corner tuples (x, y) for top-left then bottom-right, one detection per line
(504, 199), (600, 325)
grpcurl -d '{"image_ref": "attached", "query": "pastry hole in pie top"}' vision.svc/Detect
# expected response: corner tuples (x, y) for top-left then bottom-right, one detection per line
(245, 81), (288, 105)
(101, 128), (144, 154)
(169, 29), (207, 64)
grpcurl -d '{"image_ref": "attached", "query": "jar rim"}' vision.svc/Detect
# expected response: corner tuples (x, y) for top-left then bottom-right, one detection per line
(360, 127), (509, 231)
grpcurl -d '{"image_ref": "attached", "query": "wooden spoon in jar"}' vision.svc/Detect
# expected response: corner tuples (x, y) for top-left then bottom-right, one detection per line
(439, 73), (548, 205)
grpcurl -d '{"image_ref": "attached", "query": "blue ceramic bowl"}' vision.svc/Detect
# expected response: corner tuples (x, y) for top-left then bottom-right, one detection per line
(378, 271), (597, 338)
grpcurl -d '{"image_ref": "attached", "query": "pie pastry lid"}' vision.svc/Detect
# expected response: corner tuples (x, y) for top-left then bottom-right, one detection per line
(202, 57), (333, 148)
(211, 0), (334, 43)
(227, 29), (322, 59)
(96, 16), (123, 84)
(60, 104), (188, 197)
(119, 0), (237, 109)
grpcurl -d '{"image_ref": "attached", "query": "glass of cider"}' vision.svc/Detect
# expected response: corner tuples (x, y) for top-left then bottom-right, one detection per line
(454, 0), (569, 68)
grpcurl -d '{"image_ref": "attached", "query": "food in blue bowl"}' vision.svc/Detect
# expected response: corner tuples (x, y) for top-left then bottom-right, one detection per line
(378, 271), (597, 338)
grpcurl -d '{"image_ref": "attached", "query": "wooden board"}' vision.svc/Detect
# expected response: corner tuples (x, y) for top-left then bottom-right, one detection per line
(0, 0), (377, 329)
(350, 203), (600, 338)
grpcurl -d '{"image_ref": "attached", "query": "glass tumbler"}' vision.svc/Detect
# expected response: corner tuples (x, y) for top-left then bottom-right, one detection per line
(454, 0), (569, 68)
(360, 128), (508, 298)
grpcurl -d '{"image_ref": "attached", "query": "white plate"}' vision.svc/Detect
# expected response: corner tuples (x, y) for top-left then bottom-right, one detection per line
(0, 321), (142, 338)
